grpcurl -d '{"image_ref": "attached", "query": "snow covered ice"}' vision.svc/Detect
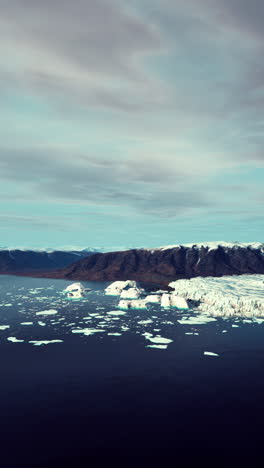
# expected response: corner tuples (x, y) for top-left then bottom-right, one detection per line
(169, 274), (264, 318)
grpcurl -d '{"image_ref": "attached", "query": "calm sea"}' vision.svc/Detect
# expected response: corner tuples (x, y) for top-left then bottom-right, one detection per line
(0, 274), (264, 465)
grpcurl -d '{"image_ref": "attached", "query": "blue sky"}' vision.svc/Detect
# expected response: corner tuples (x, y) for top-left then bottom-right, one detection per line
(0, 0), (263, 250)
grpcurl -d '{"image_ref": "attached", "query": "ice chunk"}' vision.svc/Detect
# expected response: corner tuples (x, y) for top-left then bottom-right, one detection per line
(118, 299), (147, 310)
(72, 328), (106, 336)
(147, 344), (168, 349)
(0, 325), (10, 330)
(107, 310), (127, 316)
(7, 337), (24, 343)
(105, 280), (142, 296)
(144, 295), (161, 304)
(161, 293), (188, 309)
(64, 282), (88, 299)
(29, 340), (63, 346)
(38, 321), (46, 327)
(36, 309), (58, 316)
(144, 332), (173, 345)
(107, 333), (122, 336)
(120, 287), (143, 300)
(204, 351), (219, 357)
(20, 322), (33, 325)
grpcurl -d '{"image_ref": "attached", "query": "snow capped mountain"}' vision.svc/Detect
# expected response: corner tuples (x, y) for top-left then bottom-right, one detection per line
(151, 241), (264, 252)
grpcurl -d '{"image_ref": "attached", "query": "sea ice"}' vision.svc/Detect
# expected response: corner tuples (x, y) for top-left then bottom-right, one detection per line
(36, 309), (58, 316)
(72, 328), (106, 336)
(7, 337), (24, 343)
(29, 340), (63, 346)
(0, 325), (10, 330)
(204, 351), (219, 357)
(146, 344), (168, 350)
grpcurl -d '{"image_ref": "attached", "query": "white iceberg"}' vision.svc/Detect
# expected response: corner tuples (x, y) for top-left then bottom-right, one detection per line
(144, 294), (161, 304)
(105, 280), (143, 296)
(161, 293), (189, 309)
(120, 287), (143, 299)
(64, 282), (89, 299)
(118, 299), (147, 310)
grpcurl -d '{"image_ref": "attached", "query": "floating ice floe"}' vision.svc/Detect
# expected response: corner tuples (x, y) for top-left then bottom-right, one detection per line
(7, 337), (24, 343)
(118, 299), (147, 310)
(105, 280), (143, 296)
(0, 325), (10, 330)
(204, 351), (219, 357)
(29, 340), (63, 346)
(36, 309), (58, 316)
(20, 322), (33, 325)
(138, 319), (153, 325)
(147, 344), (168, 350)
(178, 315), (217, 325)
(38, 321), (46, 327)
(72, 328), (106, 336)
(161, 293), (189, 309)
(169, 274), (264, 318)
(143, 332), (173, 345)
(107, 310), (127, 316)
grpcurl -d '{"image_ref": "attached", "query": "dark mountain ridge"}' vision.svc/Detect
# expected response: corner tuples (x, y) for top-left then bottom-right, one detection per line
(33, 243), (264, 286)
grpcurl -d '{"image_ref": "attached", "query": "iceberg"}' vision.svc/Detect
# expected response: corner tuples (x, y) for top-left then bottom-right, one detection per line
(105, 280), (142, 296)
(118, 299), (147, 310)
(161, 293), (189, 309)
(120, 287), (143, 300)
(144, 294), (161, 304)
(169, 274), (264, 318)
(64, 282), (89, 299)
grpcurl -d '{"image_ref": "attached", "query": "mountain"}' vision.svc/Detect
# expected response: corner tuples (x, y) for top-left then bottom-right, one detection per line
(0, 249), (97, 274)
(35, 242), (264, 285)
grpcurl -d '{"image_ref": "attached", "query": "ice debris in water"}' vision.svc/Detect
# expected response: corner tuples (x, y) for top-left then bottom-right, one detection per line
(143, 332), (173, 345)
(20, 322), (33, 325)
(107, 310), (127, 316)
(29, 340), (63, 346)
(7, 337), (24, 343)
(204, 351), (219, 357)
(36, 309), (58, 316)
(0, 325), (10, 330)
(72, 328), (106, 336)
(147, 344), (168, 350)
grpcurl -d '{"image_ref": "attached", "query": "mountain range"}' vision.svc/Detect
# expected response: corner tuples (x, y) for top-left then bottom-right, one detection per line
(23, 241), (264, 286)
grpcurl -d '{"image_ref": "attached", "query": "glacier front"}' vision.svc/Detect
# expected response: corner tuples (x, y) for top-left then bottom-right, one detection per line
(169, 274), (264, 318)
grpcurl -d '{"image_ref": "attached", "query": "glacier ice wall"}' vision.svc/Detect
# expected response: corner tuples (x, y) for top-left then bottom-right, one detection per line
(169, 274), (264, 317)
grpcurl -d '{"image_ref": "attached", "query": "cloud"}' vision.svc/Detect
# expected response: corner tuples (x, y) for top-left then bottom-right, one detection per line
(0, 0), (168, 111)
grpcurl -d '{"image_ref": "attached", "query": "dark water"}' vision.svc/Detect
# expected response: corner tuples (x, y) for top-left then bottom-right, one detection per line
(1, 275), (264, 464)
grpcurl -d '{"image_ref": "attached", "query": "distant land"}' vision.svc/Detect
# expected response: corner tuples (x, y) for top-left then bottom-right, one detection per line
(7, 241), (263, 286)
(0, 248), (98, 275)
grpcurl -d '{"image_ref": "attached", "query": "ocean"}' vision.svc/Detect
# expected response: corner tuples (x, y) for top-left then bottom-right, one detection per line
(0, 274), (264, 464)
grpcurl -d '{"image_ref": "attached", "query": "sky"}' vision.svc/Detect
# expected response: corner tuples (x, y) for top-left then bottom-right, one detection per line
(0, 0), (263, 250)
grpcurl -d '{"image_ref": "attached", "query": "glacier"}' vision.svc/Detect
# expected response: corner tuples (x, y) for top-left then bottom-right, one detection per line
(169, 274), (264, 318)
